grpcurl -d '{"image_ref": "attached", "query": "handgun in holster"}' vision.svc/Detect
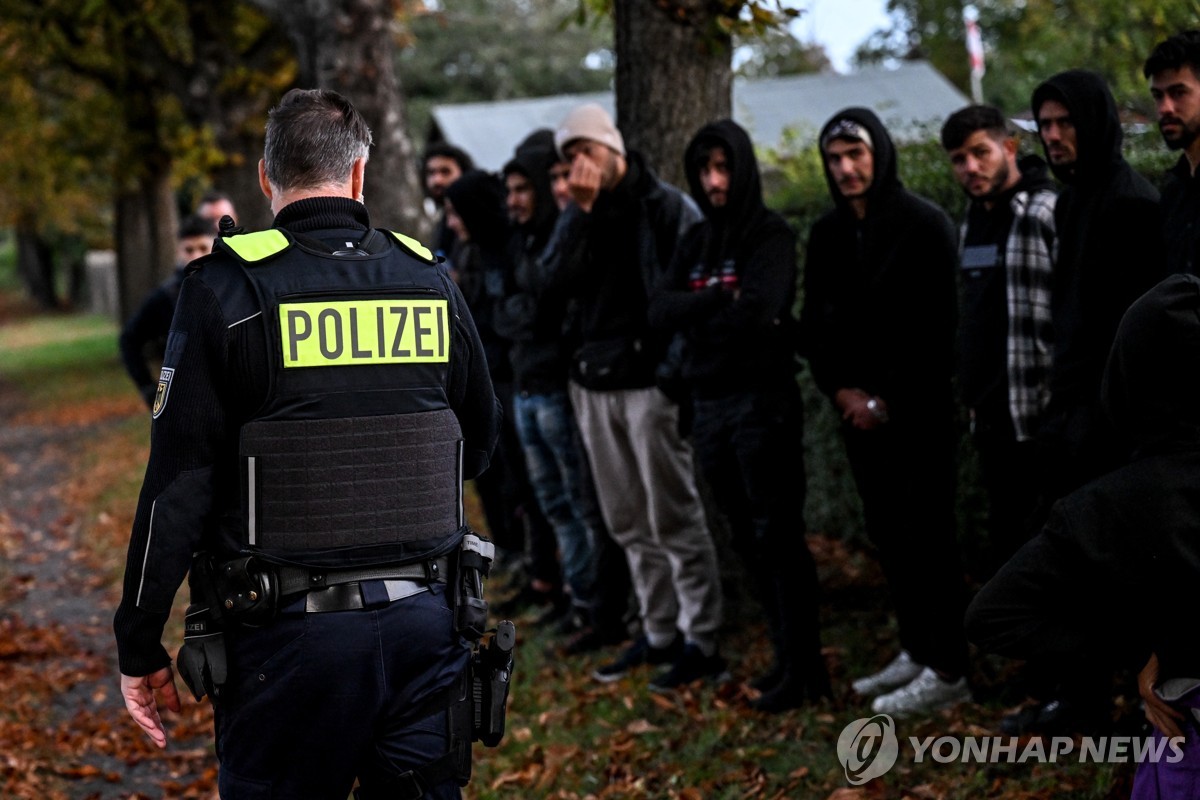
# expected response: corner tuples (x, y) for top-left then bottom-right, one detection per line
(472, 619), (516, 747)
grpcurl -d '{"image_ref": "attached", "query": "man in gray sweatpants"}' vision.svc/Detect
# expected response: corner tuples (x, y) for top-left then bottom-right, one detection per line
(536, 103), (725, 690)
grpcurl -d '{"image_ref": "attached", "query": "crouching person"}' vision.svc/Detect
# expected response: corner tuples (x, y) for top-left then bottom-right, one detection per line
(967, 274), (1200, 797)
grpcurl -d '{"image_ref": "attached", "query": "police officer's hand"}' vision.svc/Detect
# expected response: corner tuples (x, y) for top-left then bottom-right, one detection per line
(121, 666), (182, 749)
(567, 152), (602, 213)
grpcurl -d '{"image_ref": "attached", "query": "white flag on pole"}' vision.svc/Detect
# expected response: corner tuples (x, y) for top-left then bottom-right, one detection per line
(964, 6), (985, 78)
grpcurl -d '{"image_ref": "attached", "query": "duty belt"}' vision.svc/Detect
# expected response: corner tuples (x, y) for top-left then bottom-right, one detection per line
(276, 558), (448, 598)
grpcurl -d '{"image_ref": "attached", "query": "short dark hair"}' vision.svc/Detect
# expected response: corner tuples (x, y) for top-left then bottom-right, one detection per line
(941, 104), (1012, 151)
(422, 142), (475, 172)
(1144, 30), (1200, 80)
(178, 214), (214, 240)
(262, 88), (372, 192)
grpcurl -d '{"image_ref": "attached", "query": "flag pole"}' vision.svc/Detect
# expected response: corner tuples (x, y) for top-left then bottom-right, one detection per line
(964, 5), (985, 103)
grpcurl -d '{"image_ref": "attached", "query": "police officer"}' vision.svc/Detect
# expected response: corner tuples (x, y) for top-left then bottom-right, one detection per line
(114, 88), (502, 799)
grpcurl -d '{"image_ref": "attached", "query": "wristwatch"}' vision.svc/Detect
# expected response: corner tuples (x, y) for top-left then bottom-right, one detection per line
(866, 397), (889, 423)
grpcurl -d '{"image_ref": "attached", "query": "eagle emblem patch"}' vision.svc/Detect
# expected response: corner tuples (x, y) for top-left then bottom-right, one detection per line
(152, 367), (175, 419)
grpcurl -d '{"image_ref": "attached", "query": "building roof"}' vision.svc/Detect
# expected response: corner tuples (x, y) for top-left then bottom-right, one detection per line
(429, 60), (972, 171)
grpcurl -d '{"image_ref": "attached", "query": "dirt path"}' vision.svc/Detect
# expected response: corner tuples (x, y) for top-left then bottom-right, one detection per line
(0, 382), (215, 799)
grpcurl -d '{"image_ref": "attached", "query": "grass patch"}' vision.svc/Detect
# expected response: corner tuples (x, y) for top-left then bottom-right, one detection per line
(0, 309), (135, 413)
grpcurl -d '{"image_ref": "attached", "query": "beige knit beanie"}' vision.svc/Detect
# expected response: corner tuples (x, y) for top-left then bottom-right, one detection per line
(555, 103), (626, 158)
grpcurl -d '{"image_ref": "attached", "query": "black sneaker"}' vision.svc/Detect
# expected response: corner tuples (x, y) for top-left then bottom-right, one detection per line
(648, 643), (731, 692)
(592, 635), (682, 683)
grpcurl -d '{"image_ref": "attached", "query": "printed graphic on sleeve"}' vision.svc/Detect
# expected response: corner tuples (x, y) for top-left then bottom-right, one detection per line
(278, 299), (450, 368)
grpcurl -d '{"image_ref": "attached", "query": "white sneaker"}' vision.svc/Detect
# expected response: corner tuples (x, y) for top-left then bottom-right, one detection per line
(851, 650), (923, 697)
(870, 667), (971, 717)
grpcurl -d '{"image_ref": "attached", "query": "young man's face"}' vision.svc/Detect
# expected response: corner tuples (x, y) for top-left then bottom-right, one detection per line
(946, 129), (1017, 201)
(562, 139), (621, 191)
(196, 199), (235, 231)
(505, 171), (536, 226)
(823, 138), (874, 200)
(699, 147), (731, 208)
(548, 161), (571, 211)
(1150, 65), (1200, 152)
(1036, 99), (1078, 167)
(177, 235), (212, 265)
(424, 156), (462, 203)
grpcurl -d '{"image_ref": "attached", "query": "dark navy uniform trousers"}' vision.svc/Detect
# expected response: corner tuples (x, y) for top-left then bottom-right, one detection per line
(214, 583), (470, 799)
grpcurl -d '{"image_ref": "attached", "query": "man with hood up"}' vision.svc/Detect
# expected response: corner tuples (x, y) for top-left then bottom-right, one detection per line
(966, 273), (1200, 797)
(1030, 70), (1165, 508)
(494, 130), (632, 653)
(444, 169), (564, 619)
(800, 107), (970, 717)
(1009, 70), (1165, 735)
(648, 119), (830, 713)
(940, 104), (1058, 578)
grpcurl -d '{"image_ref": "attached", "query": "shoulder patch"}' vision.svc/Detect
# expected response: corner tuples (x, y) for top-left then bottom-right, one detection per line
(385, 230), (435, 263)
(222, 230), (290, 263)
(152, 367), (175, 419)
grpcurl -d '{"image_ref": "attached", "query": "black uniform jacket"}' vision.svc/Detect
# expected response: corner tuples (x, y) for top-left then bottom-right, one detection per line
(113, 197), (500, 677)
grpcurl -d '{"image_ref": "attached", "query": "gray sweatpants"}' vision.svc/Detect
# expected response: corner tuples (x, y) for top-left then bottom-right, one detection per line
(568, 382), (723, 650)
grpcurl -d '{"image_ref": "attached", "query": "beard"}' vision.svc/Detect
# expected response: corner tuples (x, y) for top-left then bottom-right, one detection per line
(1161, 117), (1200, 152)
(976, 160), (1013, 202)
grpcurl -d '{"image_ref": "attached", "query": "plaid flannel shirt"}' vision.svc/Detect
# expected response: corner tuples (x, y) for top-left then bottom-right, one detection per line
(1001, 187), (1057, 441)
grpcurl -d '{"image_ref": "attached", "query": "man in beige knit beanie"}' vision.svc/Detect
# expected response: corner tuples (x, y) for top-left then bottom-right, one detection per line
(542, 102), (727, 693)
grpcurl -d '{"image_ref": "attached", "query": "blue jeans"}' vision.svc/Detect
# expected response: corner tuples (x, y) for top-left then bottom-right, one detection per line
(512, 390), (599, 605)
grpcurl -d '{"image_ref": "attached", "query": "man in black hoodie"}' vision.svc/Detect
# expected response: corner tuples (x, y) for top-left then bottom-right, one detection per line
(444, 169), (563, 618)
(1031, 70), (1165, 508)
(800, 108), (970, 717)
(1006, 68), (1166, 736)
(940, 104), (1058, 578)
(648, 119), (829, 712)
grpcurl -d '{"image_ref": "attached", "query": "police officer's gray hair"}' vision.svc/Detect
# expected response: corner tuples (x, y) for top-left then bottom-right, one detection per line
(263, 88), (373, 192)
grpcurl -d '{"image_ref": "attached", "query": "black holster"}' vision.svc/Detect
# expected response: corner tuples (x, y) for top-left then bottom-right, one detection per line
(177, 555), (228, 701)
(177, 603), (227, 702)
(452, 532), (494, 641)
(472, 620), (516, 747)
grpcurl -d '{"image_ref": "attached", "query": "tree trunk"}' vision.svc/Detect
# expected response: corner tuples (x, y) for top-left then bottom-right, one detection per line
(613, 0), (733, 188)
(250, 0), (429, 241)
(114, 166), (177, 323)
(14, 213), (57, 310)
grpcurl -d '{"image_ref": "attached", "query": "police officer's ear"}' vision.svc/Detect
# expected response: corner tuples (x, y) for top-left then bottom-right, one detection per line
(258, 159), (274, 203)
(352, 157), (366, 204)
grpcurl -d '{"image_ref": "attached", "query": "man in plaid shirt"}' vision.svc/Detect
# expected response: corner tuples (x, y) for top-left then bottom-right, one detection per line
(940, 104), (1058, 579)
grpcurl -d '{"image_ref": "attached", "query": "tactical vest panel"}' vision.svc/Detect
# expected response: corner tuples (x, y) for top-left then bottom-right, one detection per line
(221, 228), (465, 568)
(242, 409), (464, 552)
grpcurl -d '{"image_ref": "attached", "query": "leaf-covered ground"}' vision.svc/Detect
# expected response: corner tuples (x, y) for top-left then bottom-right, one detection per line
(0, 296), (1148, 799)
